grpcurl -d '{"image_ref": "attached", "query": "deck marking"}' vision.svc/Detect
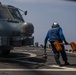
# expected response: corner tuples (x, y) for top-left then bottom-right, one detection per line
(0, 65), (76, 71)
(0, 68), (76, 71)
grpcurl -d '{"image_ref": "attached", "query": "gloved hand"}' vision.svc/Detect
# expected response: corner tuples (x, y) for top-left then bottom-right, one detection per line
(44, 45), (46, 49)
(65, 41), (68, 45)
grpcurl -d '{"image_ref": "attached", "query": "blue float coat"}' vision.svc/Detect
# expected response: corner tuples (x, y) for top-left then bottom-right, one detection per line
(44, 27), (67, 46)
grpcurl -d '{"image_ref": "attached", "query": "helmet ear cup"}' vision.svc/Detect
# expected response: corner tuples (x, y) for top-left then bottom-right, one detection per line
(52, 25), (54, 28)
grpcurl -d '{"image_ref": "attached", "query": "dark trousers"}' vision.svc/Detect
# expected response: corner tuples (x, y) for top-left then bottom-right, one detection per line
(50, 41), (68, 61)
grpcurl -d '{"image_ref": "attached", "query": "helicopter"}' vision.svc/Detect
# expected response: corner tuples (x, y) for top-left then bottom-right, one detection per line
(0, 2), (34, 55)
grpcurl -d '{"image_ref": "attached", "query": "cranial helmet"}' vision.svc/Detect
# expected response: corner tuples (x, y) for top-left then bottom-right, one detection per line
(52, 22), (60, 28)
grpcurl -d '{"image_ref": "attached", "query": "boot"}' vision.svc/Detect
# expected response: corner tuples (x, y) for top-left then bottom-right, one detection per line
(54, 56), (61, 66)
(64, 61), (70, 65)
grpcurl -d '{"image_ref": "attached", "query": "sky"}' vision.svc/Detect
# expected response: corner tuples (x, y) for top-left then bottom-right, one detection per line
(0, 0), (76, 48)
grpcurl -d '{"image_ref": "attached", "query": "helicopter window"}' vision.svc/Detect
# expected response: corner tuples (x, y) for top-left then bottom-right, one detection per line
(0, 6), (11, 19)
(8, 8), (24, 21)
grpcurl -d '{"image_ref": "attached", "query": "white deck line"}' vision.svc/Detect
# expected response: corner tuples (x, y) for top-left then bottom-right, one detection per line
(0, 65), (76, 72)
(0, 68), (76, 71)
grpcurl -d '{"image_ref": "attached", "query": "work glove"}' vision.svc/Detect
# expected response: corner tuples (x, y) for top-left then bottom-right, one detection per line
(65, 41), (68, 45)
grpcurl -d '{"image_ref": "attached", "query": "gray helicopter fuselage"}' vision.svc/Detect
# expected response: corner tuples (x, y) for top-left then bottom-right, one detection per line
(0, 3), (34, 54)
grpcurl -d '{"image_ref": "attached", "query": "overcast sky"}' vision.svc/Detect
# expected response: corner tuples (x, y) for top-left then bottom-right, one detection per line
(0, 0), (76, 48)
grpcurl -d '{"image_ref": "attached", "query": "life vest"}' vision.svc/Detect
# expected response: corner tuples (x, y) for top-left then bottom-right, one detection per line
(49, 27), (61, 41)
